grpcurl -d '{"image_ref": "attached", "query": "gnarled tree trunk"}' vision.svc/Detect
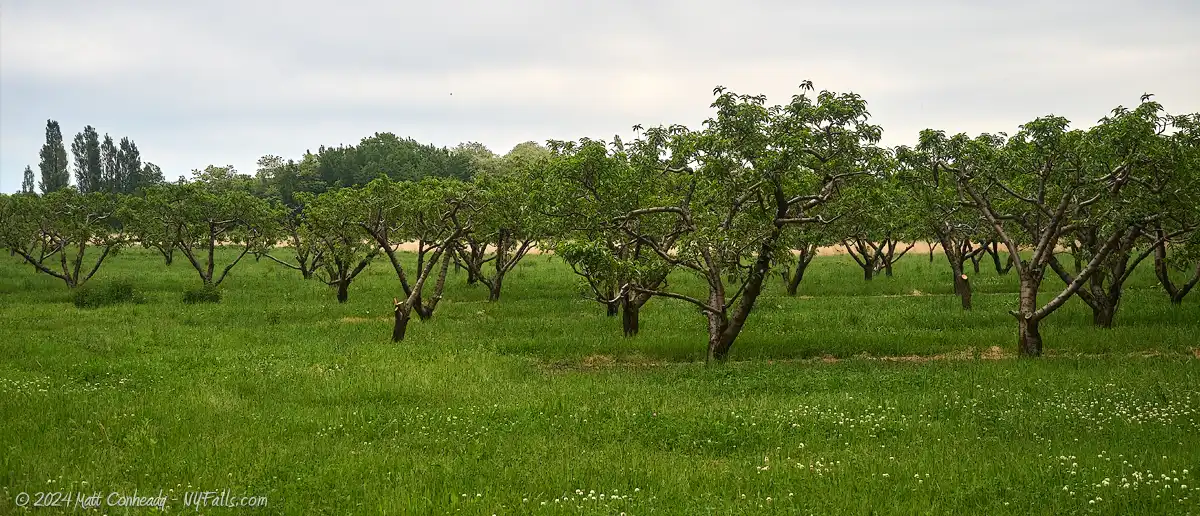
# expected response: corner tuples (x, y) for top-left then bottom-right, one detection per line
(1015, 278), (1043, 357)
(390, 248), (454, 341)
(392, 305), (411, 342)
(938, 232), (979, 311)
(706, 310), (733, 361)
(1017, 315), (1043, 357)
(336, 280), (350, 303)
(1049, 226), (1148, 329)
(460, 230), (534, 303)
(879, 239), (914, 277)
(706, 230), (778, 361)
(488, 275), (504, 302)
(322, 249), (377, 304)
(619, 291), (655, 337)
(1085, 273), (1123, 329)
(784, 244), (816, 296)
(418, 250), (453, 319)
(952, 268), (971, 310)
(1092, 300), (1116, 328)
(843, 238), (878, 281)
(786, 261), (807, 295)
(622, 299), (640, 337)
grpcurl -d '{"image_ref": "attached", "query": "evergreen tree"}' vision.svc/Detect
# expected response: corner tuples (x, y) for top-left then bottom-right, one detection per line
(83, 126), (102, 192)
(116, 137), (142, 193)
(72, 131), (88, 191)
(71, 126), (104, 193)
(68, 127), (101, 193)
(142, 162), (164, 187)
(21, 165), (35, 194)
(100, 134), (118, 192)
(38, 120), (70, 193)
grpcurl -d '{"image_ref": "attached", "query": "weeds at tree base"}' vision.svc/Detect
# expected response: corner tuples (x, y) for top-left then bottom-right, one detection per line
(182, 284), (222, 304)
(71, 279), (145, 308)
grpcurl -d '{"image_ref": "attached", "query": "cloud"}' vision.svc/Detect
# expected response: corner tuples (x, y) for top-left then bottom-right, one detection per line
(2, 0), (1198, 192)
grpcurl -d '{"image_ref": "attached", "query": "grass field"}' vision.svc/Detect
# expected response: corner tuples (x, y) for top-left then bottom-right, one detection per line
(2, 248), (1198, 514)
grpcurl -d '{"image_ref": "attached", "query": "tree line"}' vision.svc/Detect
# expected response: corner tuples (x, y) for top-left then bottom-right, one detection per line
(23, 120), (165, 196)
(3, 83), (1198, 360)
(21, 120), (485, 202)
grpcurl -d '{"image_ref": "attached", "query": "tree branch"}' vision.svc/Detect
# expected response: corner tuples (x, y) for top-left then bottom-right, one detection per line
(214, 245), (253, 286)
(1032, 225), (1129, 321)
(627, 285), (717, 315)
(81, 246), (113, 284)
(1046, 255), (1098, 309)
(259, 253), (303, 271)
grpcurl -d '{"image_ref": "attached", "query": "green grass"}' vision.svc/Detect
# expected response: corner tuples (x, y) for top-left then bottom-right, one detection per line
(1, 248), (1198, 514)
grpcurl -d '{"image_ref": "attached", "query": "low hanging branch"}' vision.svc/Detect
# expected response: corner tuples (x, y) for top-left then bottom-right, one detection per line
(258, 204), (325, 280)
(455, 228), (536, 301)
(133, 182), (282, 289)
(2, 189), (127, 289)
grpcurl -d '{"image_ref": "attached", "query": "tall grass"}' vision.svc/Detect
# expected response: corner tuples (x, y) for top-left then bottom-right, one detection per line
(1, 248), (1197, 514)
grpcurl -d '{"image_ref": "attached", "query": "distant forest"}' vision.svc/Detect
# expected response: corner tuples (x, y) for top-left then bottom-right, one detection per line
(20, 120), (533, 207)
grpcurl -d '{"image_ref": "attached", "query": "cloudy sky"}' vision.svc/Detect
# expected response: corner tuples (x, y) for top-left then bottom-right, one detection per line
(2, 0), (1198, 192)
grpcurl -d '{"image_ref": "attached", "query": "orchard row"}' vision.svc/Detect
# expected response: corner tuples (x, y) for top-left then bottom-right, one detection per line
(3, 83), (1197, 359)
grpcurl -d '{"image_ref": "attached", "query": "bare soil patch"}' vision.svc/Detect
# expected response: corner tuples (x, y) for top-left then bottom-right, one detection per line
(981, 345), (1009, 360)
(537, 346), (1191, 372)
(338, 316), (388, 324)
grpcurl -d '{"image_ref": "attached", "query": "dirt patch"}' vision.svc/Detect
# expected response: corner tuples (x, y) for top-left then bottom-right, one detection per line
(581, 354), (617, 368)
(872, 348), (971, 363)
(980, 346), (1010, 360)
(861, 346), (1011, 362)
(537, 346), (1194, 373)
(339, 316), (388, 324)
(539, 353), (667, 373)
(870, 292), (958, 298)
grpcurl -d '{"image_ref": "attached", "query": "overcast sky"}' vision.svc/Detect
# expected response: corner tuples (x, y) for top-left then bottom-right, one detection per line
(2, 0), (1198, 193)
